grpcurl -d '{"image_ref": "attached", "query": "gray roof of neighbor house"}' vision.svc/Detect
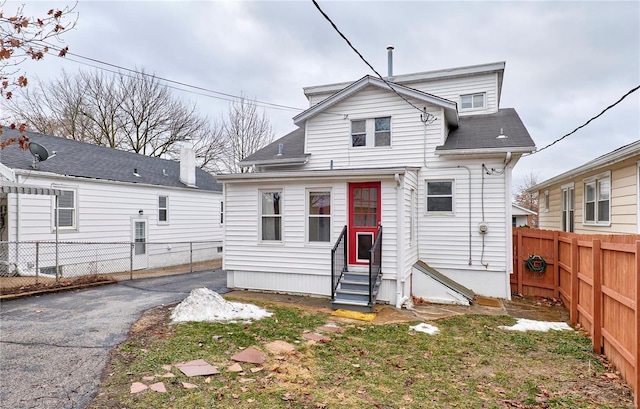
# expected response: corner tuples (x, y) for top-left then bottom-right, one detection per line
(239, 127), (308, 167)
(436, 109), (535, 154)
(528, 139), (640, 192)
(0, 127), (222, 192)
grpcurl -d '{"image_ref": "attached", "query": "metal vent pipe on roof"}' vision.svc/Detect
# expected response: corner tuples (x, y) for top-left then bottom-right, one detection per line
(387, 45), (394, 82)
(277, 143), (284, 156)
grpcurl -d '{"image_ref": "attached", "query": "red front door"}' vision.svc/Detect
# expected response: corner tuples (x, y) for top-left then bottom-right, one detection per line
(348, 182), (381, 265)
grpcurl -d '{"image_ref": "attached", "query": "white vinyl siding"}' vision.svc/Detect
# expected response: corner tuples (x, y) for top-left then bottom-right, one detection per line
(304, 87), (442, 170)
(8, 174), (222, 243)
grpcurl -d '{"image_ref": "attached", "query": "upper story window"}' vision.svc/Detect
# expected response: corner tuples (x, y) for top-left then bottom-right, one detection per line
(426, 180), (454, 214)
(351, 117), (391, 148)
(54, 189), (77, 230)
(584, 173), (610, 225)
(158, 196), (168, 223)
(460, 93), (485, 110)
(260, 190), (282, 241)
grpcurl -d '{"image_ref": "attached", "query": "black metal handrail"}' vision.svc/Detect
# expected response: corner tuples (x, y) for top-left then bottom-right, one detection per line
(331, 225), (348, 300)
(368, 225), (383, 305)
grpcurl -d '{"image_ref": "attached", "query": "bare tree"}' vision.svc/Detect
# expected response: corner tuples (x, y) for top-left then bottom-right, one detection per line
(220, 95), (274, 173)
(0, 1), (76, 140)
(514, 172), (539, 227)
(3, 68), (226, 168)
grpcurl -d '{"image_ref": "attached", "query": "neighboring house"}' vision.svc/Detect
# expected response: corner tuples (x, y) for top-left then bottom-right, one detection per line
(531, 140), (640, 234)
(0, 127), (223, 275)
(512, 204), (537, 227)
(218, 60), (536, 310)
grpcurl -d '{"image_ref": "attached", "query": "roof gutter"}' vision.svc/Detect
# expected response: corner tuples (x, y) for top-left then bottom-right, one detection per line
(238, 156), (310, 168)
(217, 167), (414, 182)
(435, 146), (535, 156)
(529, 140), (640, 192)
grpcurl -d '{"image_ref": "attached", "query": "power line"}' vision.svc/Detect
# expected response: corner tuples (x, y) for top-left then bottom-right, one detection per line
(311, 0), (435, 121)
(533, 84), (640, 155)
(34, 40), (306, 113)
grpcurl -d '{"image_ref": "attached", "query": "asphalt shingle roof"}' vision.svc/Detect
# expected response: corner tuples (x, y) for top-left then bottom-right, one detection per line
(437, 108), (535, 152)
(239, 127), (308, 165)
(0, 127), (221, 191)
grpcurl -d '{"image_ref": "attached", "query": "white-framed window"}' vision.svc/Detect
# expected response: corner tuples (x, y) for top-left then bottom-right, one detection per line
(260, 190), (282, 241)
(53, 188), (77, 230)
(307, 190), (331, 242)
(351, 116), (391, 148)
(561, 183), (575, 232)
(543, 190), (550, 212)
(220, 201), (224, 224)
(426, 180), (454, 214)
(460, 93), (486, 110)
(158, 195), (168, 223)
(584, 172), (610, 225)
(133, 219), (147, 255)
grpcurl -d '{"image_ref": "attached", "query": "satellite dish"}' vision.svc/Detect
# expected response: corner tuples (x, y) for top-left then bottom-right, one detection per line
(29, 142), (50, 169)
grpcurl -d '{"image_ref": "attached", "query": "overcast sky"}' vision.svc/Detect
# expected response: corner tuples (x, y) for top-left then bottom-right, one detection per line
(5, 1), (640, 191)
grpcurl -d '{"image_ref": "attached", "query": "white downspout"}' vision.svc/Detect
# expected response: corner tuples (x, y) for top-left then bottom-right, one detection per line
(504, 153), (513, 300)
(394, 173), (409, 308)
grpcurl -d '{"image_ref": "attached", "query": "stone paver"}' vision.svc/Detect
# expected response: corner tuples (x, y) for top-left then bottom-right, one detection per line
(130, 382), (148, 394)
(175, 359), (220, 376)
(302, 332), (331, 342)
(149, 382), (166, 393)
(231, 346), (266, 364)
(265, 340), (296, 354)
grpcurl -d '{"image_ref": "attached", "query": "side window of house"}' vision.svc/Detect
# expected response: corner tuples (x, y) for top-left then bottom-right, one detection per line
(351, 117), (391, 147)
(54, 189), (77, 230)
(261, 190), (282, 241)
(544, 190), (549, 212)
(308, 191), (331, 242)
(460, 93), (485, 110)
(158, 196), (168, 223)
(426, 181), (453, 213)
(220, 201), (224, 224)
(584, 174), (610, 225)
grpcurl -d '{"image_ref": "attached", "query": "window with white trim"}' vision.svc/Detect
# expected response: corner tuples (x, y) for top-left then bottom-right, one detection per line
(410, 188), (416, 242)
(260, 190), (282, 241)
(351, 116), (391, 147)
(426, 180), (454, 213)
(460, 93), (485, 110)
(54, 189), (77, 230)
(584, 173), (610, 225)
(308, 191), (331, 242)
(543, 190), (549, 212)
(220, 201), (224, 224)
(158, 196), (168, 223)
(561, 184), (574, 232)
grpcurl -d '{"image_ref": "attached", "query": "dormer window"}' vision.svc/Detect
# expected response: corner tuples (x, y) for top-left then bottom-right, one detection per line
(460, 93), (485, 110)
(351, 116), (391, 147)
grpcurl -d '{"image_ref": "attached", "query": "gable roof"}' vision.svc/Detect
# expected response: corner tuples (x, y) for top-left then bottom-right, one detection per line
(436, 108), (535, 155)
(239, 127), (308, 168)
(304, 61), (506, 106)
(512, 203), (537, 216)
(293, 76), (459, 127)
(0, 127), (222, 192)
(529, 139), (640, 191)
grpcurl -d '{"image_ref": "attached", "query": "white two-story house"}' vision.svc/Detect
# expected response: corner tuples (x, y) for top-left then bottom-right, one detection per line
(218, 60), (536, 311)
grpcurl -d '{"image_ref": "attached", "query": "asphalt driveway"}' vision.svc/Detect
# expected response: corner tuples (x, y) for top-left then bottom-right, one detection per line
(0, 269), (227, 409)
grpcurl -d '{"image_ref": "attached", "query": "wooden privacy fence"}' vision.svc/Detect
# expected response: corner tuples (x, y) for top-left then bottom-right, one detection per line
(511, 227), (639, 406)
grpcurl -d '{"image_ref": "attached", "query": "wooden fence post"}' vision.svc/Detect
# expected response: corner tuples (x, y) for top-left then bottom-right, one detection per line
(593, 239), (602, 354)
(635, 241), (640, 408)
(517, 229), (523, 295)
(570, 237), (579, 325)
(553, 231), (559, 297)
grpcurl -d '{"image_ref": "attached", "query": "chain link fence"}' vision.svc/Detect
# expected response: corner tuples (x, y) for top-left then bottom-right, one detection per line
(0, 240), (223, 293)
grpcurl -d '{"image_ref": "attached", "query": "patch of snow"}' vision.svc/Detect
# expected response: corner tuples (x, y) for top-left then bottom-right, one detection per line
(498, 318), (572, 332)
(171, 288), (272, 323)
(409, 323), (440, 335)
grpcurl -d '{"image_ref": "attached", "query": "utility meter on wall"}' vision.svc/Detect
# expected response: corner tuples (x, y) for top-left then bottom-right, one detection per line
(478, 222), (489, 234)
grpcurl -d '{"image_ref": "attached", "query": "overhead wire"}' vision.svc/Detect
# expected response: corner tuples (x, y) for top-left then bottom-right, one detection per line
(311, 0), (436, 122)
(531, 84), (640, 155)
